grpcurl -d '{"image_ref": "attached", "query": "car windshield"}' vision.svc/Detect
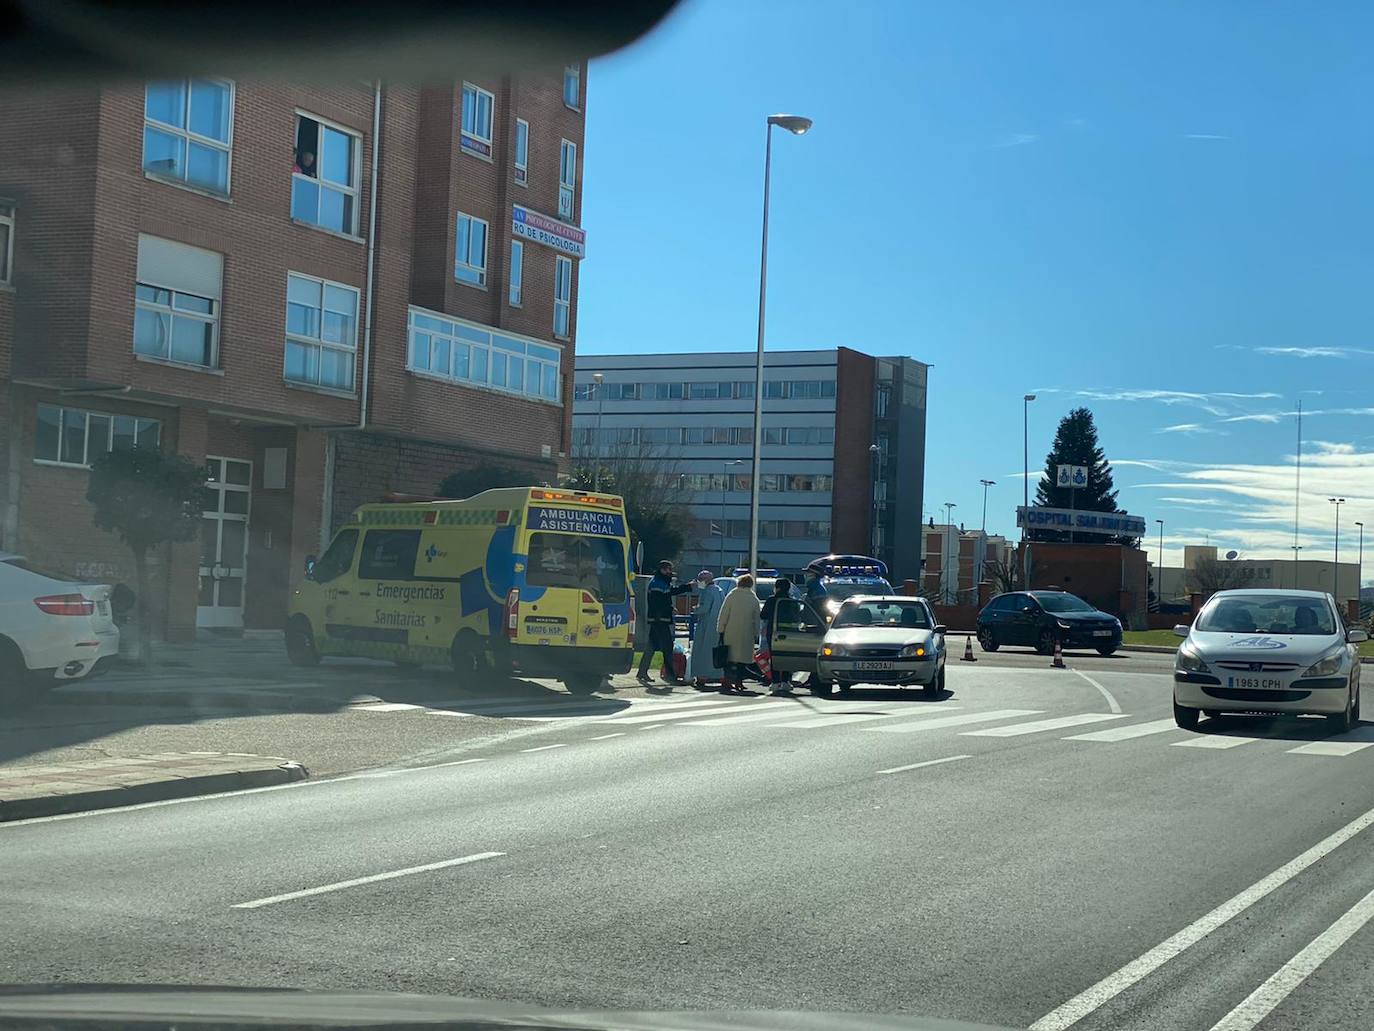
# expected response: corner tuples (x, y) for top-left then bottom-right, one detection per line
(1196, 595), (1337, 636)
(832, 600), (931, 629)
(824, 580), (894, 605)
(1036, 594), (1096, 614)
(525, 533), (627, 603)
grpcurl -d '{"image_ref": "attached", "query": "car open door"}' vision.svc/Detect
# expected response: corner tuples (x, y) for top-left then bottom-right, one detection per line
(770, 598), (827, 678)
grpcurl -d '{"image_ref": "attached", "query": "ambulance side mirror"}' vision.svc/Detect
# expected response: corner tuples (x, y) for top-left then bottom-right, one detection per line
(634, 540), (644, 572)
(304, 554), (317, 579)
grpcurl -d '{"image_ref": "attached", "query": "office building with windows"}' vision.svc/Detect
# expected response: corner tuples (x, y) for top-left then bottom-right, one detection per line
(0, 67), (587, 638)
(572, 348), (928, 580)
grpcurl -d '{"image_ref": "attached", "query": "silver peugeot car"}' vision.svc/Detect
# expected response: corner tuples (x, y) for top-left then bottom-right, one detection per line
(1173, 589), (1366, 731)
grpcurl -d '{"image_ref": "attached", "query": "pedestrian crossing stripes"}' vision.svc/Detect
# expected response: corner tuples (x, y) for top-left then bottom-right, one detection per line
(345, 691), (1374, 759)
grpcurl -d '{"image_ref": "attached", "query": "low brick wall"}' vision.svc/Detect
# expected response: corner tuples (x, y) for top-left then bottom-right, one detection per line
(931, 604), (981, 631)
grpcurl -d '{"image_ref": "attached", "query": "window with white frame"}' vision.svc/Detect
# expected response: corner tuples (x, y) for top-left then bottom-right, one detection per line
(0, 202), (13, 285)
(284, 272), (359, 391)
(460, 82), (495, 157)
(514, 119), (529, 185)
(558, 139), (577, 220)
(291, 114), (361, 235)
(34, 403), (161, 468)
(143, 79), (233, 194)
(553, 256), (572, 338)
(563, 65), (581, 109)
(455, 213), (488, 286)
(133, 235), (223, 368)
(407, 307), (561, 403)
(509, 240), (523, 306)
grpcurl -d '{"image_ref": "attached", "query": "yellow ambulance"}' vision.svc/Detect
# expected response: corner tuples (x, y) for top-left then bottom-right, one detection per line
(286, 487), (635, 694)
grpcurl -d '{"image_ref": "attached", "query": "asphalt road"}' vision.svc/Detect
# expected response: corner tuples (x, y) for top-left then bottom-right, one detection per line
(4, 649), (1373, 1031)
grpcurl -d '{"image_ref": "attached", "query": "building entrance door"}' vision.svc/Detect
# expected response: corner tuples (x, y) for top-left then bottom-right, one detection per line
(197, 456), (252, 628)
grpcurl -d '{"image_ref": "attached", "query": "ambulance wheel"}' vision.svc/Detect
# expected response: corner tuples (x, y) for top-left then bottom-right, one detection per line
(450, 631), (489, 680)
(564, 674), (604, 695)
(285, 616), (320, 667)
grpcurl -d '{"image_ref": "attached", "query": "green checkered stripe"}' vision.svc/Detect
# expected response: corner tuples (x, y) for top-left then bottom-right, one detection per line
(355, 508), (507, 526)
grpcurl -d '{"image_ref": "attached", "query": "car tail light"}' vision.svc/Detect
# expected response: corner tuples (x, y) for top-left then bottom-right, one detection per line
(505, 588), (520, 638)
(35, 594), (95, 616)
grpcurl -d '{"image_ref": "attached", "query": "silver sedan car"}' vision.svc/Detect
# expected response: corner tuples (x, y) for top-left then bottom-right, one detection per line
(1173, 589), (1366, 731)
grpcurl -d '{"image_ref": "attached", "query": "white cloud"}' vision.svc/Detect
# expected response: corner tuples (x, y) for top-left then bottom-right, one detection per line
(1156, 423), (1227, 435)
(1183, 133), (1231, 140)
(995, 132), (1040, 148)
(1220, 412), (1288, 424)
(1255, 346), (1374, 359)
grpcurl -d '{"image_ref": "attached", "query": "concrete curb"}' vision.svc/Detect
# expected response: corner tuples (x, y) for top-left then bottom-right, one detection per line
(1119, 644), (1178, 654)
(47, 686), (361, 712)
(0, 761), (308, 822)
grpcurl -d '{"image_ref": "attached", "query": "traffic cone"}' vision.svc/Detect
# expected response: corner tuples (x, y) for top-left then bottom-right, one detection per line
(1051, 637), (1066, 669)
(961, 636), (977, 662)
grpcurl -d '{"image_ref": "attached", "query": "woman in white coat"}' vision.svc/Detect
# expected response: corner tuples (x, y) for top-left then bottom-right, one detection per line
(687, 570), (725, 689)
(716, 573), (761, 695)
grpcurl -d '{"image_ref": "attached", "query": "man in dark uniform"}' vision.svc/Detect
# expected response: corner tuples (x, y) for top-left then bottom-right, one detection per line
(637, 560), (692, 690)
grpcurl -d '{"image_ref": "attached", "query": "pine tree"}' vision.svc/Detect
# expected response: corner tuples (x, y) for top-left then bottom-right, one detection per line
(1029, 407), (1137, 545)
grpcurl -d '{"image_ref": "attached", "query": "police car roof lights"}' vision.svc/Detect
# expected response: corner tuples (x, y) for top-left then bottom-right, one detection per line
(805, 554), (889, 579)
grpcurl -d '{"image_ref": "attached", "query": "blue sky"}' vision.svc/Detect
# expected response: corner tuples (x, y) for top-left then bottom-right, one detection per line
(578, 0), (1374, 578)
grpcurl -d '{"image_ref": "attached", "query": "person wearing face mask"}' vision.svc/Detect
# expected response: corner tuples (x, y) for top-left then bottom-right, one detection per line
(686, 570), (724, 689)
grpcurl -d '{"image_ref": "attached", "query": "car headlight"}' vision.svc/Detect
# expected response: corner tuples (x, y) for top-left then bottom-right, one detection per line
(821, 644), (847, 658)
(1302, 647), (1346, 678)
(899, 643), (928, 659)
(1176, 644), (1210, 673)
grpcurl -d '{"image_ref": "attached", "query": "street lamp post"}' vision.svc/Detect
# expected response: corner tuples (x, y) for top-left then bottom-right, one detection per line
(747, 113), (812, 578)
(1022, 394), (1036, 587)
(1155, 519), (1165, 608)
(1329, 497), (1345, 600)
(979, 479), (996, 534)
(869, 444), (881, 557)
(720, 459), (744, 573)
(1357, 521), (1365, 607)
(591, 372), (605, 492)
(944, 502), (957, 603)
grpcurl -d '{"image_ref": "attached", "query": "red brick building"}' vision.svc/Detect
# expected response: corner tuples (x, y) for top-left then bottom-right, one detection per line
(0, 69), (586, 637)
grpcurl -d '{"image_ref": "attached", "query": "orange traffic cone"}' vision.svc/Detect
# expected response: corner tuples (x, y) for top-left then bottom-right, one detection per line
(1051, 637), (1066, 669)
(961, 636), (977, 662)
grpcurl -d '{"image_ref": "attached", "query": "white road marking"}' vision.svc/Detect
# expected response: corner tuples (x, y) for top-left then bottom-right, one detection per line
(590, 733), (626, 741)
(876, 754), (972, 775)
(520, 743), (567, 753)
(865, 709), (1042, 734)
(1172, 734), (1259, 750)
(684, 706), (822, 726)
(1071, 669), (1122, 713)
(1028, 802), (1374, 1031)
(770, 707), (963, 730)
(1207, 884), (1374, 1031)
(349, 701), (428, 712)
(638, 724), (665, 731)
(1286, 739), (1374, 757)
(1065, 718), (1180, 742)
(601, 701), (778, 724)
(961, 713), (1127, 738)
(231, 852), (505, 909)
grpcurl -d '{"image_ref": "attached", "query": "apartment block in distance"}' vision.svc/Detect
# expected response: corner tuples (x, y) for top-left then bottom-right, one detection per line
(572, 348), (928, 579)
(0, 64), (587, 638)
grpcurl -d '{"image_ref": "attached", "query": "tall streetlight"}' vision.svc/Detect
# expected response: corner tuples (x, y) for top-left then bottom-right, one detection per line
(720, 459), (744, 573)
(1022, 394), (1036, 587)
(747, 113), (812, 577)
(1357, 521), (1365, 607)
(1155, 519), (1165, 607)
(869, 444), (882, 557)
(1329, 497), (1345, 600)
(591, 372), (605, 492)
(979, 479), (996, 534)
(944, 502), (958, 603)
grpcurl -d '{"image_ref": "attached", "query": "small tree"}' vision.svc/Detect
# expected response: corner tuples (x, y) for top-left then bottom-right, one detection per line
(437, 463), (548, 499)
(988, 554), (1036, 594)
(87, 447), (209, 661)
(1188, 556), (1248, 596)
(566, 440), (689, 571)
(1031, 407), (1137, 545)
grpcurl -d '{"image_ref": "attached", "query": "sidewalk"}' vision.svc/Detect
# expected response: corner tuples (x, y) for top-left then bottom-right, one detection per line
(0, 751), (307, 821)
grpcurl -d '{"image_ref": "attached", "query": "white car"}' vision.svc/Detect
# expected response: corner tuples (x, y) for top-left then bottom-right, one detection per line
(1173, 588), (1365, 731)
(768, 594), (947, 697)
(0, 553), (120, 704)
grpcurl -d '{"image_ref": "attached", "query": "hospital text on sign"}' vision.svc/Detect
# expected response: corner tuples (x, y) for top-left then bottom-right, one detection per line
(1016, 506), (1147, 538)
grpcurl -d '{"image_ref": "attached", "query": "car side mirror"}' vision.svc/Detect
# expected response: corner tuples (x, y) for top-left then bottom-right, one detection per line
(934, 624), (948, 636)
(304, 554), (317, 578)
(1173, 624), (1190, 637)
(1022, 604), (1035, 613)
(1348, 628), (1369, 644)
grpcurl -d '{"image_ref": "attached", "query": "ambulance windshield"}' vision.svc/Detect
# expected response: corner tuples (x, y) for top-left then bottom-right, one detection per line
(526, 533), (627, 603)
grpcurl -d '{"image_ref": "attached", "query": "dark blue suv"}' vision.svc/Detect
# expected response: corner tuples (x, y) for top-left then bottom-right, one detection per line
(976, 591), (1123, 656)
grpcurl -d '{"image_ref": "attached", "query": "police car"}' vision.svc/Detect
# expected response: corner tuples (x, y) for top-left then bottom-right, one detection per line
(803, 555), (895, 621)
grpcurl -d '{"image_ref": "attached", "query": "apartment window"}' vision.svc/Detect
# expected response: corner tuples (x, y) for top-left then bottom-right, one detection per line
(509, 240), (523, 306)
(133, 235), (223, 368)
(514, 119), (529, 185)
(553, 255), (572, 337)
(291, 114), (361, 235)
(284, 272), (359, 391)
(143, 79), (233, 193)
(650, 382), (684, 401)
(573, 383), (594, 401)
(0, 202), (12, 285)
(763, 427), (784, 445)
(736, 381), (754, 399)
(460, 82), (495, 158)
(640, 427), (675, 445)
(408, 307), (561, 402)
(558, 139), (577, 221)
(455, 213), (489, 286)
(34, 404), (160, 468)
(563, 65), (581, 109)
